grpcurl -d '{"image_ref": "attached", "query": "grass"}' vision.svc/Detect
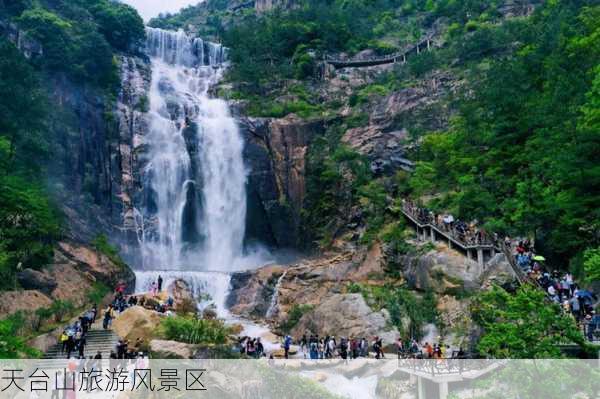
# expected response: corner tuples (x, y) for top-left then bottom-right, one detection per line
(160, 316), (232, 345)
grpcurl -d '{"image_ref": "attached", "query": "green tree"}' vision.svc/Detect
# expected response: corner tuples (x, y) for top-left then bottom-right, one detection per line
(582, 248), (600, 285)
(90, 1), (145, 51)
(472, 285), (585, 358)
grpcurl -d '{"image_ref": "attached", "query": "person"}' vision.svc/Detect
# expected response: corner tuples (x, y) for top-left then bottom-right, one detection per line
(158, 275), (163, 292)
(396, 338), (404, 358)
(570, 296), (581, 321)
(246, 339), (256, 358)
(360, 337), (368, 357)
(425, 342), (433, 358)
(318, 338), (325, 359)
(350, 338), (358, 359)
(65, 335), (75, 359)
(339, 338), (348, 360)
(300, 334), (308, 358)
(78, 335), (86, 358)
(283, 335), (292, 359)
(103, 305), (115, 330)
(372, 337), (381, 359)
(151, 281), (158, 296)
(256, 338), (264, 358)
(327, 336), (336, 358)
(60, 331), (69, 354)
(116, 340), (126, 359)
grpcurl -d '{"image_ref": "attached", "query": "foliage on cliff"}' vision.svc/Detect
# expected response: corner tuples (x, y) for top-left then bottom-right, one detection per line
(198, 0), (600, 273)
(472, 285), (586, 358)
(0, 0), (145, 288)
(409, 2), (600, 267)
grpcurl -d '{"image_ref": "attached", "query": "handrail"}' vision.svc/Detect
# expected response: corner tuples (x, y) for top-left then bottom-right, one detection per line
(325, 34), (435, 67)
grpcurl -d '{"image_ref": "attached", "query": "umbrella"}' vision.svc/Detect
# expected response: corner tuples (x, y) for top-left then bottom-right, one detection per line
(576, 290), (596, 300)
(532, 255), (545, 261)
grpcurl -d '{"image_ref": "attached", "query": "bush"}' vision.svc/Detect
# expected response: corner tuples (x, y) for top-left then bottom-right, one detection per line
(50, 300), (75, 323)
(279, 304), (314, 333)
(161, 316), (231, 345)
(92, 234), (127, 270)
(0, 312), (41, 358)
(86, 281), (111, 305)
(32, 307), (53, 332)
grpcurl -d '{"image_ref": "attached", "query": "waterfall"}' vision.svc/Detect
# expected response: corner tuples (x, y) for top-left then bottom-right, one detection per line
(266, 271), (287, 318)
(138, 27), (247, 272)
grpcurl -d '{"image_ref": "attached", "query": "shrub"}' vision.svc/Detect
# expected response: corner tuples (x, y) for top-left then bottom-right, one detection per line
(32, 307), (53, 332)
(279, 304), (314, 333)
(0, 312), (41, 358)
(86, 281), (111, 305)
(92, 234), (127, 270)
(161, 316), (231, 345)
(50, 300), (75, 323)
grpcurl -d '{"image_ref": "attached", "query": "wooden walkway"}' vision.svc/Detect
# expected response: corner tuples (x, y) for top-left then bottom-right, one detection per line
(325, 34), (434, 69)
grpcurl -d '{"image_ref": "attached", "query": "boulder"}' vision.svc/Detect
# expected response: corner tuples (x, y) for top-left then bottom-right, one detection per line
(113, 306), (163, 344)
(394, 245), (482, 292)
(291, 294), (399, 344)
(150, 339), (196, 359)
(169, 279), (197, 312)
(16, 269), (57, 294)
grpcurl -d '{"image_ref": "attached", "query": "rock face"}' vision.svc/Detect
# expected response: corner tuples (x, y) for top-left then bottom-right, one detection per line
(240, 115), (326, 247)
(228, 248), (388, 322)
(0, 241), (135, 318)
(227, 265), (285, 317)
(291, 294), (399, 343)
(169, 279), (198, 311)
(255, 0), (296, 12)
(391, 245), (484, 293)
(0, 290), (53, 317)
(41, 55), (151, 265)
(150, 339), (196, 359)
(16, 269), (57, 295)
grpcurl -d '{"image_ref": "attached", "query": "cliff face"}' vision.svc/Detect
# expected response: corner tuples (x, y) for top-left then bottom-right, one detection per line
(44, 55), (151, 259)
(255, 0), (296, 12)
(241, 115), (326, 248)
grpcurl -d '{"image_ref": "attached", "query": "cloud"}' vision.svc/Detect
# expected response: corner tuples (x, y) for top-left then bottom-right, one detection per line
(121, 0), (204, 21)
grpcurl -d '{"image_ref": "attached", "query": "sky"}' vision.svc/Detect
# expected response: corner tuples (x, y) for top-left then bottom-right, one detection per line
(122, 0), (203, 21)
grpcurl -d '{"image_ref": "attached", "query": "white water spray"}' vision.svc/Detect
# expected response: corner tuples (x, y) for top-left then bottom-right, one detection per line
(138, 28), (251, 272)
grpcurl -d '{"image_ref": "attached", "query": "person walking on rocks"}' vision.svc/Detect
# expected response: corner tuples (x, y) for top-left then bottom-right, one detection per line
(158, 275), (163, 292)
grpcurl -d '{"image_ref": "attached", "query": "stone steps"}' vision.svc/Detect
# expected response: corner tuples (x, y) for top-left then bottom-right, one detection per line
(43, 322), (120, 360)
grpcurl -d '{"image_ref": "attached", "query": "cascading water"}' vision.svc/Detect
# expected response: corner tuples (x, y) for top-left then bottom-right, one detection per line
(134, 28), (273, 331)
(138, 27), (246, 272)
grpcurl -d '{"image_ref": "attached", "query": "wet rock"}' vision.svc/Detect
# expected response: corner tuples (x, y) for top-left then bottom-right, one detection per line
(169, 279), (198, 312)
(291, 294), (399, 344)
(227, 265), (284, 318)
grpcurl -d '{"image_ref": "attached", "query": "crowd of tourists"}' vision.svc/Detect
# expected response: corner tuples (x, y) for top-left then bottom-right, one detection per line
(293, 335), (387, 360)
(509, 240), (599, 341)
(59, 305), (98, 359)
(402, 199), (494, 246)
(402, 199), (599, 342)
